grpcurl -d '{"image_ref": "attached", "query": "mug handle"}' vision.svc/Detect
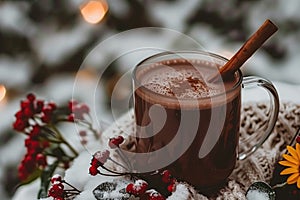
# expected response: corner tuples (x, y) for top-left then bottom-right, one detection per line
(238, 76), (280, 160)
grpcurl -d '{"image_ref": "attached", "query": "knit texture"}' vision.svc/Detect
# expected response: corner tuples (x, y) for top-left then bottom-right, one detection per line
(100, 102), (300, 199)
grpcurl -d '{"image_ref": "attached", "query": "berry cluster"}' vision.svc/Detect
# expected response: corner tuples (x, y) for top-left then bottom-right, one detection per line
(18, 135), (49, 180)
(13, 93), (56, 132)
(13, 94), (98, 199)
(161, 170), (177, 193)
(13, 94), (58, 181)
(89, 136), (132, 177)
(48, 174), (80, 200)
(126, 180), (165, 199)
(67, 100), (90, 122)
(140, 170), (177, 199)
(89, 150), (110, 176)
(126, 179), (148, 196)
(89, 135), (177, 199)
(125, 173), (177, 200)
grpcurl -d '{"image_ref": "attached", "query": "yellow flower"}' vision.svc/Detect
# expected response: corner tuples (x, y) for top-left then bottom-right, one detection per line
(279, 143), (300, 189)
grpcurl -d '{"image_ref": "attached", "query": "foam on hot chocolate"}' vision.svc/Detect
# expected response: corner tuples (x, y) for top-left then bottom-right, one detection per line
(135, 59), (240, 109)
(141, 65), (222, 99)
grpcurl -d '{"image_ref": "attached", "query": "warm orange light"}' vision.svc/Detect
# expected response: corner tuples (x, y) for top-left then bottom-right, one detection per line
(0, 85), (6, 102)
(80, 0), (108, 24)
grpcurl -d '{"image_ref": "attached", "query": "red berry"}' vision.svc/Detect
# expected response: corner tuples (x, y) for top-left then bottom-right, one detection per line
(27, 93), (36, 102)
(48, 102), (57, 110)
(18, 164), (30, 181)
(79, 130), (87, 137)
(51, 174), (62, 184)
(21, 100), (31, 110)
(15, 110), (24, 119)
(89, 166), (98, 176)
(36, 153), (47, 167)
(126, 183), (134, 193)
(13, 119), (28, 131)
(91, 157), (100, 167)
(41, 113), (51, 123)
(68, 100), (78, 111)
(69, 102), (90, 120)
(135, 180), (148, 194)
(296, 136), (300, 144)
(25, 138), (42, 154)
(161, 170), (172, 183)
(22, 155), (36, 170)
(63, 161), (70, 169)
(35, 100), (44, 113)
(127, 180), (148, 196)
(42, 107), (53, 115)
(42, 141), (50, 148)
(93, 150), (110, 165)
(30, 125), (41, 137)
(23, 107), (34, 118)
(167, 183), (176, 193)
(79, 104), (90, 113)
(67, 113), (75, 122)
(48, 183), (64, 198)
(108, 136), (124, 148)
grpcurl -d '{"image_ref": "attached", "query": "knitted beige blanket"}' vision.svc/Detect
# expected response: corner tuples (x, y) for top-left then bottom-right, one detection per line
(100, 102), (300, 199)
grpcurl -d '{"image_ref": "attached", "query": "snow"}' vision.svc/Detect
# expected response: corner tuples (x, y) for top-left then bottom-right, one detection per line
(64, 151), (94, 191)
(0, 2), (35, 36)
(276, 0), (300, 19)
(148, 0), (201, 31)
(12, 180), (40, 200)
(246, 190), (270, 200)
(32, 21), (96, 66)
(0, 56), (32, 88)
(108, 0), (130, 18)
(167, 183), (195, 199)
(84, 27), (203, 74)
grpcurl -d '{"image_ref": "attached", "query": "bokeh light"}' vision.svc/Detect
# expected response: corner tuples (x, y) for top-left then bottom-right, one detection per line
(80, 0), (108, 24)
(0, 85), (6, 102)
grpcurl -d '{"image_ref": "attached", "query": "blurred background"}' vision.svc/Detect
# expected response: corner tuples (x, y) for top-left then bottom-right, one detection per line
(0, 0), (299, 199)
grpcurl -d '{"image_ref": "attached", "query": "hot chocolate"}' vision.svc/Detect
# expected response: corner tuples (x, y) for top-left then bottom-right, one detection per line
(133, 58), (241, 190)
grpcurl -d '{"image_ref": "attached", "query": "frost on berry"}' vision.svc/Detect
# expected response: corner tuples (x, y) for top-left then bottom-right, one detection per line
(48, 175), (80, 199)
(36, 153), (47, 167)
(93, 150), (110, 165)
(89, 150), (110, 176)
(126, 179), (148, 196)
(51, 174), (62, 184)
(145, 189), (166, 200)
(68, 100), (90, 120)
(48, 182), (64, 198)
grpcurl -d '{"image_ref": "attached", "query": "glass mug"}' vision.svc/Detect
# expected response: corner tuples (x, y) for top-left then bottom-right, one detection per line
(132, 51), (279, 191)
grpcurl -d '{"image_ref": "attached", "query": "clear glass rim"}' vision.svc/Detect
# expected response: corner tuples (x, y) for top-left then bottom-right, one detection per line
(133, 50), (243, 100)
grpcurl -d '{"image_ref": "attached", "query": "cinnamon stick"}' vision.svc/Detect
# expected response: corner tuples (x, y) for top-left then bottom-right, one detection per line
(208, 19), (278, 82)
